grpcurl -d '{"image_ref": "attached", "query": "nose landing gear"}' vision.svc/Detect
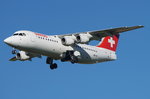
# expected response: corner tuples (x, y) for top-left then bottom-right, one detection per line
(12, 48), (17, 54)
(46, 57), (58, 70)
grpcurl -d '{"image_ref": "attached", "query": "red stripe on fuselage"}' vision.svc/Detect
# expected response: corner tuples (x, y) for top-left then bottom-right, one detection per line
(35, 33), (48, 38)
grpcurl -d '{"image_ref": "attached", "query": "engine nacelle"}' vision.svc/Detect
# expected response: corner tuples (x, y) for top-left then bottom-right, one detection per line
(76, 33), (92, 44)
(61, 36), (76, 46)
(16, 51), (30, 61)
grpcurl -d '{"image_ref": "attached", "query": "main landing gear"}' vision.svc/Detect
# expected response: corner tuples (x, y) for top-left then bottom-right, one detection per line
(46, 57), (57, 70)
(70, 55), (78, 64)
(61, 51), (78, 64)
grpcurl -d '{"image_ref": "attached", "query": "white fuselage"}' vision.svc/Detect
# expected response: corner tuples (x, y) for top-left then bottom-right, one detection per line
(4, 31), (117, 64)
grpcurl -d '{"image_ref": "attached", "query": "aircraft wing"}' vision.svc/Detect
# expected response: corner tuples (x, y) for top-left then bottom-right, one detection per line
(9, 56), (18, 61)
(58, 25), (144, 40)
(9, 51), (42, 61)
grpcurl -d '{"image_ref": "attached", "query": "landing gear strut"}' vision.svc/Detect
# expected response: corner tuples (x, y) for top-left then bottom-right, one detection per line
(12, 48), (17, 54)
(46, 57), (57, 70)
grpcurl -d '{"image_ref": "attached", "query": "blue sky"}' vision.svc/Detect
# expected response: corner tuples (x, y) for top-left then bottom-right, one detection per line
(0, 0), (150, 99)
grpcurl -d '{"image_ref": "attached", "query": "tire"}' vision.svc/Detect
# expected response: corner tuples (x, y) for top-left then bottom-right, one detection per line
(53, 63), (58, 69)
(50, 63), (57, 70)
(50, 65), (54, 69)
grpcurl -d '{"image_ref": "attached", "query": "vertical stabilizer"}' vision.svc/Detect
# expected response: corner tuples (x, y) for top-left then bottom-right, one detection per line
(96, 35), (119, 52)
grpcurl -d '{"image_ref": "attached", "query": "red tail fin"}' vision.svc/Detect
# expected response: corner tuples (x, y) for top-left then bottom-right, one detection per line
(96, 35), (119, 52)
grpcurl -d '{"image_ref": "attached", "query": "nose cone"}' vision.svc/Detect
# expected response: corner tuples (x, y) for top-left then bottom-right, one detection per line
(4, 37), (12, 45)
(4, 37), (19, 47)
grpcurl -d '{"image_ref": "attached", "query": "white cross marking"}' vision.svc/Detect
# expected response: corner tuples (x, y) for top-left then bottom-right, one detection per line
(108, 37), (115, 48)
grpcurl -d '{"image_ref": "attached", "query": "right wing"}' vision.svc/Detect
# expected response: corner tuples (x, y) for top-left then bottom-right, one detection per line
(57, 25), (144, 40)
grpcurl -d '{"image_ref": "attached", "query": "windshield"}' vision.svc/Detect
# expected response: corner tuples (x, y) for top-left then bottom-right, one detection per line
(13, 33), (26, 36)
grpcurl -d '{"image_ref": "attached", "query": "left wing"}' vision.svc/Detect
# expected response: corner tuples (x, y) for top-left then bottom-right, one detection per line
(9, 56), (18, 61)
(9, 51), (41, 61)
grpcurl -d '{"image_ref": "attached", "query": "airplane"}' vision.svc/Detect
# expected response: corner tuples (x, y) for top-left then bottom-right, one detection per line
(4, 25), (144, 70)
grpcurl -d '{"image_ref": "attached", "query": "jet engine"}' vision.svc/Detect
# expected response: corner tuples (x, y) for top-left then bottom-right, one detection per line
(76, 33), (92, 44)
(61, 36), (76, 46)
(16, 51), (30, 61)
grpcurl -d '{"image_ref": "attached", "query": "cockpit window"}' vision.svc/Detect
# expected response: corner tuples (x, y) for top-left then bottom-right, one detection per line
(13, 33), (26, 36)
(13, 33), (18, 36)
(19, 33), (23, 36)
(22, 33), (26, 36)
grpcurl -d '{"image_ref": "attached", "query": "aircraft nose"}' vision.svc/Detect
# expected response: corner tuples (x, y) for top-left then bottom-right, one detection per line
(4, 37), (12, 45)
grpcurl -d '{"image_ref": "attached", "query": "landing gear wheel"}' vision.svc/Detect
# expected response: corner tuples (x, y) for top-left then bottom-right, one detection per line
(50, 63), (57, 70)
(50, 65), (54, 69)
(53, 63), (57, 69)
(46, 57), (58, 70)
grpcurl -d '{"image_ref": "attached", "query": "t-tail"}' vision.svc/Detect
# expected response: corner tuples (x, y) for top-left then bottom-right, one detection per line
(96, 35), (119, 52)
(96, 25), (144, 52)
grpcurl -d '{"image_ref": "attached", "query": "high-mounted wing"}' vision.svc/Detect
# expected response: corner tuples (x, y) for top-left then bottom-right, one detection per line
(87, 25), (144, 40)
(57, 25), (144, 46)
(58, 25), (144, 40)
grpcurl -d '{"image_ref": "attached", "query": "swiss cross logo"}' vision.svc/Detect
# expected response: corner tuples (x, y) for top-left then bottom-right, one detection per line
(108, 37), (115, 48)
(96, 35), (119, 52)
